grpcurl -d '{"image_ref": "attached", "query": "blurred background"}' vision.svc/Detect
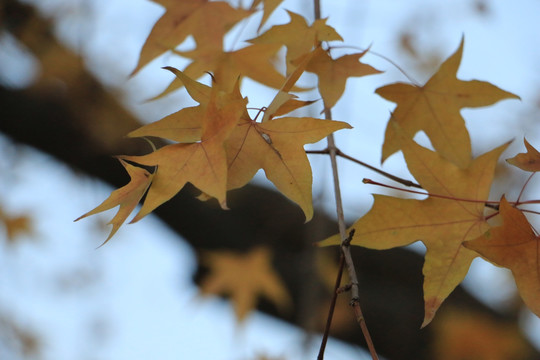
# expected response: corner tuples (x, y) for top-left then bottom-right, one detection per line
(1, 0), (540, 359)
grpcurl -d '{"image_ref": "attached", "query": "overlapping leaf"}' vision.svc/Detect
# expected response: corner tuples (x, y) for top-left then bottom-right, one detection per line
(225, 115), (351, 221)
(131, 0), (251, 75)
(249, 10), (342, 74)
(250, 0), (284, 32)
(123, 81), (248, 222)
(305, 47), (381, 109)
(506, 138), (540, 172)
(200, 247), (291, 320)
(320, 124), (508, 326)
(465, 197), (540, 317)
(376, 38), (518, 168)
(75, 159), (153, 244)
(155, 43), (291, 96)
(131, 68), (350, 221)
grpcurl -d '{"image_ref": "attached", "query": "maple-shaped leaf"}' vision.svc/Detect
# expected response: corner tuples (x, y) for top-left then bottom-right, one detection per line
(75, 159), (153, 244)
(225, 116), (351, 221)
(464, 196), (540, 317)
(305, 47), (381, 109)
(376, 37), (519, 168)
(131, 0), (251, 76)
(320, 128), (508, 326)
(123, 85), (248, 221)
(506, 138), (540, 172)
(251, 0), (284, 32)
(200, 247), (291, 321)
(128, 67), (211, 142)
(249, 10), (342, 74)
(152, 43), (291, 98)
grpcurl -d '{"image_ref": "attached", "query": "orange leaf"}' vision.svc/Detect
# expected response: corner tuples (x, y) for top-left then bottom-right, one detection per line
(506, 138), (540, 172)
(131, 1), (251, 76)
(464, 196), (540, 317)
(200, 247), (291, 321)
(123, 86), (247, 221)
(320, 129), (508, 326)
(376, 37), (519, 168)
(306, 47), (381, 109)
(75, 159), (153, 245)
(226, 116), (351, 221)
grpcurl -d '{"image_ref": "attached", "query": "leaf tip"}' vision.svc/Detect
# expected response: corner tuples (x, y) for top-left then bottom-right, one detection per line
(421, 296), (442, 328)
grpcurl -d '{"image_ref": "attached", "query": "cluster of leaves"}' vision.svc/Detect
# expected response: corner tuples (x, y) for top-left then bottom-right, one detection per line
(76, 0), (540, 329)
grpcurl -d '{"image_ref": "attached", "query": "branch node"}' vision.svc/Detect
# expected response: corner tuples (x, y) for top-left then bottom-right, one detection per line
(342, 229), (355, 247)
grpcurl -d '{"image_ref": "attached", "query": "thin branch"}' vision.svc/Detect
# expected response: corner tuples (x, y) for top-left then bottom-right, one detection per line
(328, 45), (421, 86)
(324, 110), (379, 360)
(306, 148), (421, 188)
(363, 178), (540, 208)
(313, 1), (379, 358)
(516, 172), (536, 205)
(317, 251), (345, 360)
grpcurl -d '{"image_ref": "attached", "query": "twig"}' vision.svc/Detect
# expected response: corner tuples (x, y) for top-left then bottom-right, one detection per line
(317, 252), (345, 360)
(306, 148), (421, 188)
(314, 2), (379, 359)
(324, 111), (380, 360)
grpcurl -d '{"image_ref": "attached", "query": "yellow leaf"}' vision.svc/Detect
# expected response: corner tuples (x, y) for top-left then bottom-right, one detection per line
(226, 116), (351, 221)
(249, 10), (342, 74)
(305, 47), (381, 109)
(75, 159), (153, 245)
(464, 196), (540, 318)
(131, 1), (251, 76)
(506, 138), (540, 172)
(200, 247), (291, 321)
(320, 129), (508, 326)
(255, 0), (284, 33)
(153, 43), (292, 97)
(376, 37), (519, 168)
(124, 85), (247, 220)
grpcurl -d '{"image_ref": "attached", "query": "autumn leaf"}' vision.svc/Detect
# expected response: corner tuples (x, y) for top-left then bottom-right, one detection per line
(225, 115), (351, 221)
(320, 127), (508, 326)
(249, 10), (342, 74)
(506, 138), (540, 172)
(131, 0), (252, 76)
(0, 207), (33, 243)
(432, 306), (534, 360)
(75, 159), (153, 244)
(128, 67), (211, 142)
(200, 247), (291, 321)
(131, 68), (349, 221)
(152, 43), (292, 98)
(305, 46), (381, 109)
(376, 37), (519, 168)
(251, 0), (284, 32)
(123, 84), (248, 221)
(464, 196), (540, 318)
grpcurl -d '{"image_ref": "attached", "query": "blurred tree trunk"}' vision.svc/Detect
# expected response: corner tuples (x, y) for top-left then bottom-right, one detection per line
(0, 1), (537, 359)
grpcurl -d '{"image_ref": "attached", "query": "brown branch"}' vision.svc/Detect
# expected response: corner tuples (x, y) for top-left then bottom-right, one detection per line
(306, 149), (421, 188)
